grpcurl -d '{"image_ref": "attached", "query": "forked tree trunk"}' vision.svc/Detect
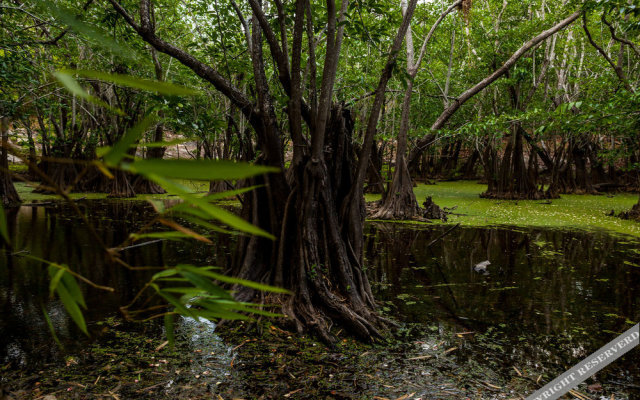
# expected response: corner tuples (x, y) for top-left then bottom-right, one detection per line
(110, 0), (414, 342)
(235, 107), (382, 343)
(374, 0), (461, 219)
(0, 118), (20, 206)
(374, 79), (420, 219)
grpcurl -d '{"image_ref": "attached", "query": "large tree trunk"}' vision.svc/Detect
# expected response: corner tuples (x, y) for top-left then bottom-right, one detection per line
(235, 106), (382, 343)
(109, 0), (415, 343)
(0, 118), (20, 206)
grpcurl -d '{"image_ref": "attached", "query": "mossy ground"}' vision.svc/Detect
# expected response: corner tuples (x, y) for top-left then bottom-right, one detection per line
(366, 181), (640, 237)
(17, 179), (638, 236)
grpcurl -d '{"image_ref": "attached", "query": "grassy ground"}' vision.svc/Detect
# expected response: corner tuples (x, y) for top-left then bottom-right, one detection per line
(366, 181), (640, 237)
(14, 180), (209, 203)
(15, 179), (640, 237)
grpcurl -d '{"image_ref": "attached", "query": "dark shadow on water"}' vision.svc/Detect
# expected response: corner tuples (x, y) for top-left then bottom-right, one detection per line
(1, 200), (639, 394)
(365, 222), (640, 393)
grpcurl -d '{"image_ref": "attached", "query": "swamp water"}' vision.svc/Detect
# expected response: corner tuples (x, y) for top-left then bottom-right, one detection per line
(0, 201), (639, 399)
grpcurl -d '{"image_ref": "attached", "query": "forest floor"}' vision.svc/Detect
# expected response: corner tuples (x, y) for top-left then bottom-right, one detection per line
(0, 318), (590, 400)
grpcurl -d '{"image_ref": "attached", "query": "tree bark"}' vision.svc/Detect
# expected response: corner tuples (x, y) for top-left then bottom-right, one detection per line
(373, 0), (460, 219)
(0, 118), (20, 206)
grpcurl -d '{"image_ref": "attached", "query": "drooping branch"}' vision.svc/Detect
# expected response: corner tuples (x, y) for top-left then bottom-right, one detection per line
(409, 10), (581, 165)
(107, 0), (254, 116)
(412, 0), (462, 76)
(601, 14), (640, 58)
(582, 12), (633, 92)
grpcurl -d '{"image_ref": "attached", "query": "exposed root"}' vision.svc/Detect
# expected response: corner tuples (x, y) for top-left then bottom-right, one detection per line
(619, 199), (640, 221)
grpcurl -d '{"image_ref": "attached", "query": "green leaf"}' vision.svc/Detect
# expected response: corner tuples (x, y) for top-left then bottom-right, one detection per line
(66, 70), (200, 96)
(38, 1), (141, 62)
(152, 269), (180, 281)
(177, 264), (291, 294)
(123, 159), (280, 181)
(153, 284), (196, 318)
(178, 270), (233, 300)
(195, 302), (251, 320)
(148, 176), (274, 238)
(55, 283), (88, 335)
(164, 313), (175, 349)
(103, 114), (157, 166)
(61, 271), (86, 309)
(54, 71), (125, 116)
(48, 266), (66, 298)
(204, 185), (263, 201)
(130, 232), (194, 241)
(42, 304), (63, 350)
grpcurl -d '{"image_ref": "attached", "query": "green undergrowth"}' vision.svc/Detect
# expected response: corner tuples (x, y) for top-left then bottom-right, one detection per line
(14, 179), (640, 237)
(14, 180), (209, 203)
(366, 181), (640, 238)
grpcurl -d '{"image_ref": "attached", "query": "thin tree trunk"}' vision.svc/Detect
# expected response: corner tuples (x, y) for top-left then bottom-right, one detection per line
(0, 118), (20, 206)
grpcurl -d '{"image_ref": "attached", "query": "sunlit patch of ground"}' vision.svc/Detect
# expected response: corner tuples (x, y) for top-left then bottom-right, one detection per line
(366, 181), (640, 237)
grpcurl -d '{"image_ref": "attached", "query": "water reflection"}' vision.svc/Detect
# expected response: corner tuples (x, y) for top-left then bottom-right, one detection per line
(364, 223), (640, 386)
(0, 201), (231, 367)
(1, 201), (639, 390)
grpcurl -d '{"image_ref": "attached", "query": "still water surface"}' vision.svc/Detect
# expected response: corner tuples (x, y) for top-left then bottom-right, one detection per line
(1, 201), (639, 394)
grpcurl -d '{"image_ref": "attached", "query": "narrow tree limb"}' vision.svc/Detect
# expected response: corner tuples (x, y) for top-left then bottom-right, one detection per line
(582, 12), (633, 92)
(408, 10), (581, 166)
(107, 0), (253, 114)
(229, 0), (252, 53)
(601, 14), (640, 58)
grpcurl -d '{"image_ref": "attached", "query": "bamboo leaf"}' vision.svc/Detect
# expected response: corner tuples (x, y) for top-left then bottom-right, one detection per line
(124, 159), (279, 181)
(148, 175), (274, 238)
(38, 1), (142, 62)
(53, 71), (125, 116)
(48, 266), (66, 298)
(177, 269), (233, 300)
(103, 114), (157, 166)
(55, 283), (88, 335)
(41, 304), (63, 350)
(204, 185), (263, 201)
(67, 70), (200, 96)
(177, 264), (291, 294)
(153, 285), (196, 319)
(152, 269), (179, 281)
(61, 271), (87, 309)
(129, 232), (193, 241)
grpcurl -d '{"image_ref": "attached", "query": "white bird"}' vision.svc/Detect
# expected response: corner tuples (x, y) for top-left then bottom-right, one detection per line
(474, 260), (491, 274)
